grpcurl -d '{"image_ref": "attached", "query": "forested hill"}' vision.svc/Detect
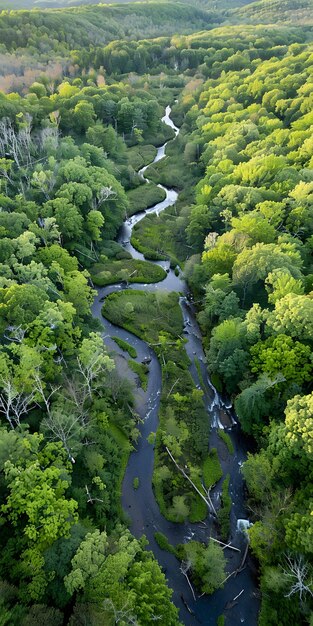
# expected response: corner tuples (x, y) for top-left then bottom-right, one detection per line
(0, 0), (255, 9)
(0, 2), (312, 624)
(232, 0), (313, 25)
(0, 1), (219, 55)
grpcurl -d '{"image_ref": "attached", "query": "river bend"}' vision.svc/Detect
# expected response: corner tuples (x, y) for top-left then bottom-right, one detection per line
(91, 106), (259, 626)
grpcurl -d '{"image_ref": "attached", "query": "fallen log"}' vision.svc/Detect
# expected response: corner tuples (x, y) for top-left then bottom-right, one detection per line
(166, 447), (217, 517)
(180, 594), (195, 615)
(210, 536), (240, 553)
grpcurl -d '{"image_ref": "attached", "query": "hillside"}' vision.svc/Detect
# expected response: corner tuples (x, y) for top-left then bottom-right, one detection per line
(0, 2), (219, 55)
(0, 3), (312, 626)
(232, 0), (313, 24)
(0, 0), (255, 8)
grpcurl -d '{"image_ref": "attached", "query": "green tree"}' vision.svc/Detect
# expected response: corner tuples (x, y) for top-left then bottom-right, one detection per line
(250, 335), (312, 385)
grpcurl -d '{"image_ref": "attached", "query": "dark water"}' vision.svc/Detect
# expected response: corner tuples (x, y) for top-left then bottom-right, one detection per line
(91, 107), (259, 626)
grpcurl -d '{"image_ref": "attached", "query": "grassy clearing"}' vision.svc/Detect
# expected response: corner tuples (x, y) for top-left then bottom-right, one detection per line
(217, 474), (231, 541)
(203, 448), (223, 488)
(127, 182), (166, 216)
(218, 430), (235, 455)
(144, 131), (196, 189)
(108, 423), (133, 508)
(144, 122), (175, 147)
(91, 258), (166, 286)
(131, 211), (182, 264)
(102, 289), (210, 523)
(128, 359), (149, 391)
(98, 239), (131, 260)
(102, 290), (184, 343)
(130, 127), (203, 264)
(127, 144), (157, 171)
(189, 492), (208, 522)
(112, 336), (137, 358)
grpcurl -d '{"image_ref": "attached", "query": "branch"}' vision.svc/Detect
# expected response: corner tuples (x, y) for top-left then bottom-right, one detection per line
(166, 446), (216, 517)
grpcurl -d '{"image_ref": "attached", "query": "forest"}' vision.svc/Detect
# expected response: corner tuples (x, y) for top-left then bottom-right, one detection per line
(0, 1), (312, 625)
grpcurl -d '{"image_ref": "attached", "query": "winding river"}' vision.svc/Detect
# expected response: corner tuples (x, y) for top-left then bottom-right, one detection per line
(92, 107), (259, 626)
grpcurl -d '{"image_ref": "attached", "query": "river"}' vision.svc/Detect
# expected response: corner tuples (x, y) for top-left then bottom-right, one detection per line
(91, 106), (259, 626)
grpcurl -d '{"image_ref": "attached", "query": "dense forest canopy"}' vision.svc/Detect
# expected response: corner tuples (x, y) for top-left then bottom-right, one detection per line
(0, 1), (312, 625)
(232, 0), (313, 25)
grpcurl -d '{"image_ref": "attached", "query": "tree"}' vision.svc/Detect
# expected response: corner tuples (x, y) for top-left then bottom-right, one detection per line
(41, 406), (84, 463)
(76, 332), (114, 400)
(63, 271), (95, 318)
(56, 182), (92, 209)
(42, 198), (83, 242)
(2, 438), (78, 548)
(86, 123), (117, 155)
(127, 558), (179, 626)
(181, 540), (226, 595)
(284, 392), (313, 459)
(64, 530), (108, 595)
(250, 335), (312, 386)
(186, 204), (212, 249)
(231, 213), (276, 245)
(0, 283), (48, 326)
(242, 451), (273, 502)
(168, 495), (190, 522)
(72, 101), (96, 133)
(1, 433), (78, 600)
(283, 555), (313, 601)
(38, 244), (78, 274)
(86, 210), (104, 241)
(265, 268), (304, 304)
(266, 293), (313, 341)
(232, 242), (303, 304)
(27, 300), (81, 357)
(235, 374), (285, 434)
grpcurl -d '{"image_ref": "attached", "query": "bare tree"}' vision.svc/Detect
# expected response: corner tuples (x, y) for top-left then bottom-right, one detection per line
(38, 126), (59, 154)
(33, 370), (60, 416)
(102, 598), (140, 625)
(283, 555), (313, 601)
(42, 408), (82, 463)
(3, 325), (26, 344)
(92, 185), (116, 210)
(0, 378), (35, 429)
(64, 376), (89, 423)
(0, 116), (33, 168)
(180, 560), (196, 601)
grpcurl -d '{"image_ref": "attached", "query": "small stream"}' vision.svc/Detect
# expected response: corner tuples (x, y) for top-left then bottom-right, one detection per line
(91, 107), (259, 626)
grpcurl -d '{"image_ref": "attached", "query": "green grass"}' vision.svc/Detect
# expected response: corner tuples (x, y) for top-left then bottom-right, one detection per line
(102, 289), (209, 522)
(128, 359), (149, 391)
(203, 448), (223, 488)
(127, 183), (166, 217)
(189, 494), (208, 522)
(217, 474), (231, 541)
(218, 430), (235, 455)
(143, 122), (175, 147)
(108, 423), (133, 509)
(129, 125), (202, 265)
(154, 531), (177, 555)
(217, 616), (225, 626)
(102, 290), (184, 346)
(133, 476), (139, 490)
(91, 258), (166, 286)
(127, 144), (157, 171)
(112, 336), (137, 359)
(98, 239), (131, 260)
